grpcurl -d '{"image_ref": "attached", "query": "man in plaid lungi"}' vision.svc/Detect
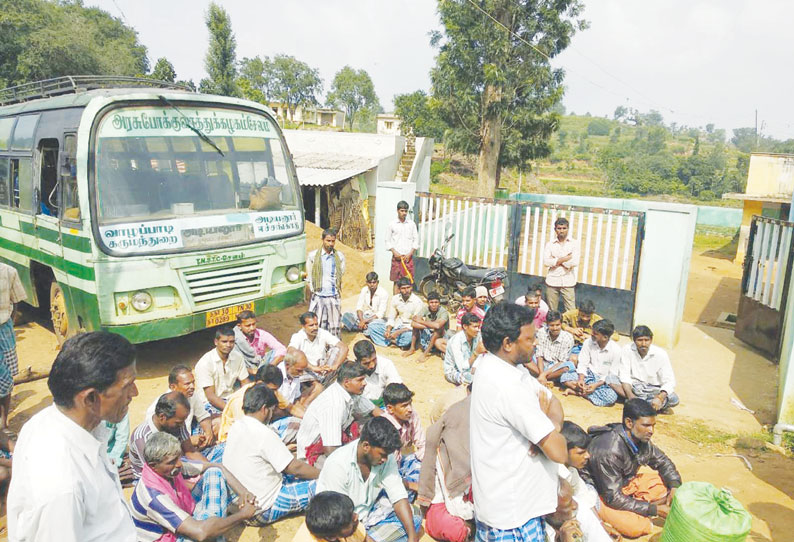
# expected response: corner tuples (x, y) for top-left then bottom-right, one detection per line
(223, 384), (320, 526)
(0, 263), (25, 428)
(307, 228), (345, 338)
(131, 431), (258, 542)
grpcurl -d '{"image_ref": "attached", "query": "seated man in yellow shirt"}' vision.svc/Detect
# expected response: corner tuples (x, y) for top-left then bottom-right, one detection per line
(217, 364), (303, 446)
(293, 491), (373, 542)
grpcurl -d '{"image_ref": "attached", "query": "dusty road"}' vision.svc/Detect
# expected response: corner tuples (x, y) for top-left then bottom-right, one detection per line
(2, 227), (792, 542)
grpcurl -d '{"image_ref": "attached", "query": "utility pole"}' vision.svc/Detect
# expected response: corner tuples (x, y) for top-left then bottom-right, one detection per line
(755, 109), (759, 149)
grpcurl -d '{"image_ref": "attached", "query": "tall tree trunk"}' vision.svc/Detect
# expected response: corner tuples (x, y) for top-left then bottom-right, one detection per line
(477, 83), (502, 197)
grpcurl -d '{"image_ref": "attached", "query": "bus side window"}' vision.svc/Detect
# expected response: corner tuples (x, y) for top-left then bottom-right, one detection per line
(61, 134), (80, 221)
(0, 158), (9, 206)
(11, 157), (33, 213)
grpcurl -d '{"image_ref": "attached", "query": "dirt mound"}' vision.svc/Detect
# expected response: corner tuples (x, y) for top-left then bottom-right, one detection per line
(305, 221), (375, 296)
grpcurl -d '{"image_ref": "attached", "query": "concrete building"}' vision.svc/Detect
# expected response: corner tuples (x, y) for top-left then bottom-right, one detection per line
(723, 152), (794, 260)
(376, 113), (401, 135)
(269, 102), (345, 128)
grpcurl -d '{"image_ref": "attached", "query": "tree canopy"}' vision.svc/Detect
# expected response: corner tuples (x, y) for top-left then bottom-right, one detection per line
(201, 2), (238, 97)
(150, 57), (176, 83)
(326, 66), (380, 130)
(0, 0), (148, 88)
(238, 54), (322, 120)
(393, 90), (447, 139)
(431, 0), (586, 196)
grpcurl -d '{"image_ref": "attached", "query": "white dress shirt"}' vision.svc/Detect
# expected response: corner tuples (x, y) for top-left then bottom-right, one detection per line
(470, 352), (558, 529)
(387, 293), (424, 328)
(288, 328), (341, 367)
(576, 338), (622, 380)
(385, 218), (419, 257)
(543, 237), (580, 287)
(356, 286), (389, 320)
(194, 348), (249, 400)
(8, 405), (136, 542)
(296, 382), (374, 460)
(223, 415), (295, 511)
(619, 343), (676, 394)
(362, 355), (403, 402)
(278, 361), (302, 403)
(317, 439), (408, 522)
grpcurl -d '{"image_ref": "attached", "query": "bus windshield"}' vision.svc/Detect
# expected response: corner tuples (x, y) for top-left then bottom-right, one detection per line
(94, 104), (302, 255)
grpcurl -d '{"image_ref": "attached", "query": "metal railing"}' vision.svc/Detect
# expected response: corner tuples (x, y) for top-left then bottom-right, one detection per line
(0, 76), (192, 106)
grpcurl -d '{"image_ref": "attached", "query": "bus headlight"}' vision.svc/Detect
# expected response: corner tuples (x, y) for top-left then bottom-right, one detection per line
(131, 291), (153, 312)
(286, 266), (301, 282)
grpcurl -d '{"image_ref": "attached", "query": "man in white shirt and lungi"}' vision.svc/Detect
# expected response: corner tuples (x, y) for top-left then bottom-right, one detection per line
(470, 302), (568, 542)
(543, 217), (579, 313)
(386, 201), (419, 293)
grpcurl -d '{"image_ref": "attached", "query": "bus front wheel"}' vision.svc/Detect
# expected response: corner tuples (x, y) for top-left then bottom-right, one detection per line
(50, 282), (70, 345)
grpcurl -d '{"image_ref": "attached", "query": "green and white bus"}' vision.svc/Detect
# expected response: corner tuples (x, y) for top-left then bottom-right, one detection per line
(0, 76), (306, 344)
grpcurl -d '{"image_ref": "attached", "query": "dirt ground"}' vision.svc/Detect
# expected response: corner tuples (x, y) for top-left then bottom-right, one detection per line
(2, 229), (793, 542)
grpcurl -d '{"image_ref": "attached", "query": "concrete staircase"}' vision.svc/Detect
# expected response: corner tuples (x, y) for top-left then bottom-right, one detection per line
(396, 136), (416, 182)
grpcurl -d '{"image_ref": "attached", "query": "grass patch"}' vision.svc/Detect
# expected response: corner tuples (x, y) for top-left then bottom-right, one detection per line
(673, 419), (738, 448)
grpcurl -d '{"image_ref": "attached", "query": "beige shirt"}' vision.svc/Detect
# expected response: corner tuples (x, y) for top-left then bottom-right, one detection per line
(194, 348), (248, 400)
(0, 263), (26, 324)
(543, 237), (580, 288)
(386, 293), (424, 328)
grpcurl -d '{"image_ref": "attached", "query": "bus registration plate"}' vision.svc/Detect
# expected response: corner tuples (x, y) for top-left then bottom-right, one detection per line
(206, 302), (254, 327)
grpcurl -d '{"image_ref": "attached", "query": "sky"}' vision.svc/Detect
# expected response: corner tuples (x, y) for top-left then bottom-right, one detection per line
(86, 0), (794, 140)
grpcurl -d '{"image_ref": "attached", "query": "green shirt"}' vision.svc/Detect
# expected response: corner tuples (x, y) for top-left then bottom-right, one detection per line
(419, 305), (450, 332)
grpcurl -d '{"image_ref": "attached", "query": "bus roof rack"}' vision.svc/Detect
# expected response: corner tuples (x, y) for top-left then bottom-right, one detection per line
(0, 75), (193, 106)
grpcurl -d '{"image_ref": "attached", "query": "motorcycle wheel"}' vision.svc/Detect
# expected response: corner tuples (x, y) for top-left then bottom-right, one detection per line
(419, 277), (445, 300)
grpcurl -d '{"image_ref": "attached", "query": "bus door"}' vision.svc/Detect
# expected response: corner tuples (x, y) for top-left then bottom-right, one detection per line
(33, 136), (63, 259)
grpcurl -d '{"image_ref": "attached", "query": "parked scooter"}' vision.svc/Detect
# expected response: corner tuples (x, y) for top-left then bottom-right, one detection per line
(418, 231), (508, 312)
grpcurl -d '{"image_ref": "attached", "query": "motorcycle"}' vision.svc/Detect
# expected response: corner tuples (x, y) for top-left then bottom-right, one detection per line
(418, 232), (508, 312)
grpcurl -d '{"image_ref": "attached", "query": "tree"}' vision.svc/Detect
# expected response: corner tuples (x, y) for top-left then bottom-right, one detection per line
(613, 106), (628, 121)
(0, 0), (148, 88)
(430, 0), (586, 196)
(266, 55), (322, 120)
(203, 2), (238, 97)
(587, 118), (611, 136)
(393, 90), (447, 139)
(150, 57), (176, 82)
(238, 56), (268, 103)
(326, 66), (379, 130)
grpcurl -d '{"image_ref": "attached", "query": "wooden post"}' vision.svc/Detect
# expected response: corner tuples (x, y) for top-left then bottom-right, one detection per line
(314, 187), (321, 226)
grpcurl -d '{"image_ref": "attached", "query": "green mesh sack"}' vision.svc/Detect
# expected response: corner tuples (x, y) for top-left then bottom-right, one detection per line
(661, 481), (752, 542)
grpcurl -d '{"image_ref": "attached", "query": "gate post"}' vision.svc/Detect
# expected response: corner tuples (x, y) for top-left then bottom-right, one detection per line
(505, 202), (523, 301)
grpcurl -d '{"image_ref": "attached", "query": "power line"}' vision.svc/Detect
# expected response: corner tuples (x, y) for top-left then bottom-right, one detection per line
(463, 0), (716, 125)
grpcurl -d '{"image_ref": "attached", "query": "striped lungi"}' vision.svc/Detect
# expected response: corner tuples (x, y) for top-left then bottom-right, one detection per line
(365, 492), (423, 542)
(251, 475), (317, 525)
(310, 294), (342, 338)
(475, 517), (546, 542)
(0, 318), (18, 377)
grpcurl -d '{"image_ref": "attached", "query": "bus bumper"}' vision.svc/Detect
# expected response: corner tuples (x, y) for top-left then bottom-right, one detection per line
(101, 286), (305, 344)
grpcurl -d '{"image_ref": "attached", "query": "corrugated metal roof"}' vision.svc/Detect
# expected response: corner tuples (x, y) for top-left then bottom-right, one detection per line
(295, 166), (374, 187)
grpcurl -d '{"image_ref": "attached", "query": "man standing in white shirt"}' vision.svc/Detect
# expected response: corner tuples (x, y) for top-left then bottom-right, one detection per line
(194, 327), (251, 415)
(386, 201), (419, 293)
(618, 325), (679, 412)
(342, 272), (389, 335)
(353, 339), (403, 407)
(470, 302), (567, 542)
(224, 384), (320, 525)
(543, 217), (579, 313)
(8, 331), (139, 542)
(560, 319), (622, 408)
(289, 311), (349, 375)
(306, 228), (346, 337)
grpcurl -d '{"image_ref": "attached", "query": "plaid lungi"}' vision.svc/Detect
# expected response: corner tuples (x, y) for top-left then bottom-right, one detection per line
(191, 467), (231, 521)
(202, 441), (226, 463)
(559, 369), (619, 407)
(270, 416), (301, 445)
(251, 475), (317, 525)
(475, 517), (545, 542)
(310, 293), (342, 338)
(631, 382), (680, 409)
(0, 318), (18, 376)
(0, 363), (12, 397)
(398, 453), (422, 484)
(364, 493), (423, 542)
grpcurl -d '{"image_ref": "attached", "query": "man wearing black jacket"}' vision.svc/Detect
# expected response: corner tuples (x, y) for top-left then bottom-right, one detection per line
(586, 398), (681, 538)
